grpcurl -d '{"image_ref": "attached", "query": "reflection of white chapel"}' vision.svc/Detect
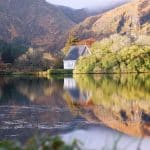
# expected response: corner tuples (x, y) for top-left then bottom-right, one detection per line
(64, 78), (77, 90)
(63, 78), (92, 101)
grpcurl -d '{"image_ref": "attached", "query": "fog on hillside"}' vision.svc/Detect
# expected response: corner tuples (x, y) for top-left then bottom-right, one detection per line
(46, 0), (131, 9)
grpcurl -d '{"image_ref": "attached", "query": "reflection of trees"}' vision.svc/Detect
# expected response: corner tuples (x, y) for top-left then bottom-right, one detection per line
(0, 77), (30, 104)
(16, 78), (63, 103)
(0, 77), (64, 105)
(65, 92), (150, 137)
(74, 74), (150, 111)
(63, 74), (150, 137)
(0, 77), (75, 139)
(75, 104), (150, 137)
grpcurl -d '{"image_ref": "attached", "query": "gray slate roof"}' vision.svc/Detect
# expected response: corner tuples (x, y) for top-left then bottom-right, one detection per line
(64, 45), (90, 60)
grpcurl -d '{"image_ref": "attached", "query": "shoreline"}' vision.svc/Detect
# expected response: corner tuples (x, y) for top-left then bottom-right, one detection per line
(0, 70), (150, 77)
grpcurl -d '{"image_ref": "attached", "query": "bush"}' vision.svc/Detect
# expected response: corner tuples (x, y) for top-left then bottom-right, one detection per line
(74, 35), (150, 74)
(0, 135), (80, 150)
(0, 40), (28, 63)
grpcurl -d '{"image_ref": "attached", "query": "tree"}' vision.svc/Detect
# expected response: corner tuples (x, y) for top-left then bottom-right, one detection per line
(0, 40), (27, 63)
(62, 34), (79, 55)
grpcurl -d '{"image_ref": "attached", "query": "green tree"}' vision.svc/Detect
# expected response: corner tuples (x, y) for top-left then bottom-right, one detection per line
(0, 40), (27, 63)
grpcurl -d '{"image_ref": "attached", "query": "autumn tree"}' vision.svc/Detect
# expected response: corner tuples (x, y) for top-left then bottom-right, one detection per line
(62, 34), (79, 55)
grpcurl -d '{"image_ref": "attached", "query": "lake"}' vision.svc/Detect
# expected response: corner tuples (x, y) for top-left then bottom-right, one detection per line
(0, 74), (150, 149)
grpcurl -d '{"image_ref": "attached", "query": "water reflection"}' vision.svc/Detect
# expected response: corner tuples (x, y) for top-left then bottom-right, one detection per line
(62, 127), (150, 150)
(0, 74), (150, 142)
(0, 76), (86, 141)
(63, 74), (150, 137)
(64, 78), (91, 102)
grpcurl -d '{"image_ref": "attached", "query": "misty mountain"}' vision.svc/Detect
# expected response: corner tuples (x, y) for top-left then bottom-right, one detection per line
(0, 0), (133, 52)
(71, 0), (150, 40)
(58, 0), (131, 24)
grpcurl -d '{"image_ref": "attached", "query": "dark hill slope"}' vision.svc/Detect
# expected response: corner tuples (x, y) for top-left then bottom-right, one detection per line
(0, 0), (75, 52)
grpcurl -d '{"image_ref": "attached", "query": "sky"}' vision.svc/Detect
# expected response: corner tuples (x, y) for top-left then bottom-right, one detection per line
(46, 0), (130, 9)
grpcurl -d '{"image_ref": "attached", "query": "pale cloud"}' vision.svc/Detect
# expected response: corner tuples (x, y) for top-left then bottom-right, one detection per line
(46, 0), (131, 9)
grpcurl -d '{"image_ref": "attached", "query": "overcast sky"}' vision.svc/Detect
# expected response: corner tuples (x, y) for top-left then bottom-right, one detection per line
(46, 0), (130, 9)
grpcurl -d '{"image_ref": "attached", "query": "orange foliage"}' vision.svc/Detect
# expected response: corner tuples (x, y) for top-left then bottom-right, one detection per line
(77, 38), (96, 47)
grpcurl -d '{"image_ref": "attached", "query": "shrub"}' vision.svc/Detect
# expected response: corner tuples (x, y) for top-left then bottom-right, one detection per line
(74, 35), (150, 74)
(0, 135), (80, 150)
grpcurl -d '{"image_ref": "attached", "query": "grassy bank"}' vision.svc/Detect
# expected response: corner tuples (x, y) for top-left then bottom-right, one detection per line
(47, 69), (73, 75)
(0, 69), (73, 79)
(0, 70), (48, 78)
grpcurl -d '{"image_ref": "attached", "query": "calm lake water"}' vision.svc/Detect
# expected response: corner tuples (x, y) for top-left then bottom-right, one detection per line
(0, 74), (150, 149)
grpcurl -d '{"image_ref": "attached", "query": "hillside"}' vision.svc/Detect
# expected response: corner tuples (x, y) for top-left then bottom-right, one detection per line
(0, 0), (149, 70)
(58, 0), (129, 24)
(72, 0), (150, 74)
(0, 0), (76, 52)
(71, 0), (150, 40)
(0, 0), (133, 52)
